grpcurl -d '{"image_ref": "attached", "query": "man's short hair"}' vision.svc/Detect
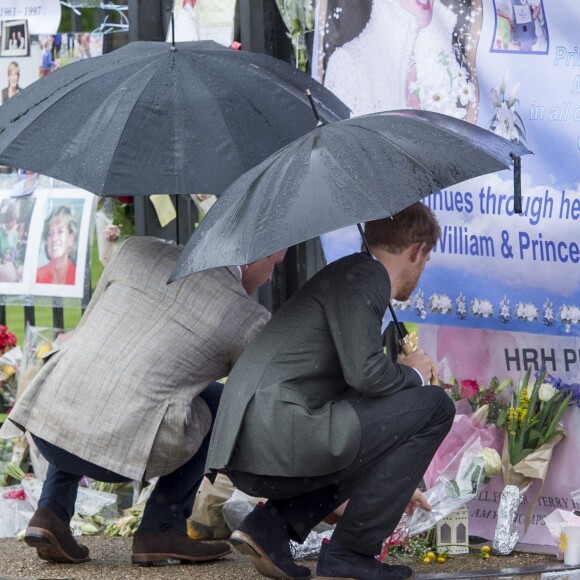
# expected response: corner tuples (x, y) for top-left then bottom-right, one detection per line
(364, 202), (441, 254)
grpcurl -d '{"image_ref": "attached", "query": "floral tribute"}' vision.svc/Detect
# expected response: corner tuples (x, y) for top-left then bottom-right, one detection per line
(0, 324), (21, 486)
(0, 325), (18, 418)
(441, 375), (512, 428)
(538, 371), (580, 408)
(493, 368), (572, 554)
(0, 325), (17, 355)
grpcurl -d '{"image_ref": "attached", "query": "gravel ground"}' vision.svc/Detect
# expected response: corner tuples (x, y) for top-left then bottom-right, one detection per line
(0, 537), (567, 580)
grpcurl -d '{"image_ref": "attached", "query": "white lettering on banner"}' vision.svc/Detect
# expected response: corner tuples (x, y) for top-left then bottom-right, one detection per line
(554, 46), (580, 67)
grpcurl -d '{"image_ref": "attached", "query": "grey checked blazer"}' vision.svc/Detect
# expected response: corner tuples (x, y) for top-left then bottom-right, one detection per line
(206, 253), (422, 478)
(1, 237), (270, 481)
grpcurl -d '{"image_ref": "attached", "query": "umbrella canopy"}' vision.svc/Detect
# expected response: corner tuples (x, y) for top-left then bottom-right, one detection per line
(170, 109), (531, 281)
(0, 40), (350, 197)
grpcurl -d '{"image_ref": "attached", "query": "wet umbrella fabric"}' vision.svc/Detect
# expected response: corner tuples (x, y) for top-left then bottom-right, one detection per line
(170, 109), (531, 281)
(0, 40), (350, 197)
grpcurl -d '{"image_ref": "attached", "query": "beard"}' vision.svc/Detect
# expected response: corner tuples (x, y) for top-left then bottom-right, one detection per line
(394, 265), (421, 301)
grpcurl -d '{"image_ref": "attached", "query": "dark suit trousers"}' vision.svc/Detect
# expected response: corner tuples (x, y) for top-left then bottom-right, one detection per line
(32, 382), (223, 534)
(227, 385), (455, 555)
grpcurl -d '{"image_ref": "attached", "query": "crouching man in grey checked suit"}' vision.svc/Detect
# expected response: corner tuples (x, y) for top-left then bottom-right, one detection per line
(206, 203), (456, 580)
(0, 236), (286, 566)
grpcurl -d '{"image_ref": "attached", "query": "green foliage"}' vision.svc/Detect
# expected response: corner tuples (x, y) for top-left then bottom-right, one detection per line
(506, 368), (572, 466)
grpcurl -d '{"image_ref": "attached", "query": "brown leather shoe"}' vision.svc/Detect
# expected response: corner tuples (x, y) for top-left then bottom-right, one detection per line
(132, 527), (232, 565)
(25, 507), (90, 564)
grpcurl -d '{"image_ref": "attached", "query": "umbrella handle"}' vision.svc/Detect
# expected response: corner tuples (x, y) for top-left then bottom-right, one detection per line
(399, 334), (441, 387)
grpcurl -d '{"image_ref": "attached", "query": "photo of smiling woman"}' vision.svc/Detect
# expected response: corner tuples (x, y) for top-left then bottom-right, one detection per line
(36, 203), (79, 285)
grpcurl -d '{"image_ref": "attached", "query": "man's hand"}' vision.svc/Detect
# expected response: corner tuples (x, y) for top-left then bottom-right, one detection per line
(397, 348), (432, 384)
(405, 489), (431, 516)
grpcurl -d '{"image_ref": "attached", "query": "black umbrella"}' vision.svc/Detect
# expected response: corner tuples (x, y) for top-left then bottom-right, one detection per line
(169, 109), (531, 281)
(0, 40), (349, 197)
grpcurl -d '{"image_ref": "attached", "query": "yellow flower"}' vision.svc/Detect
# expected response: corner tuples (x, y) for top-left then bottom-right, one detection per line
(2, 364), (15, 377)
(483, 553), (490, 559)
(422, 556), (431, 564)
(36, 343), (53, 359)
(517, 388), (528, 424)
(436, 556), (446, 563)
(481, 545), (491, 554)
(559, 531), (569, 553)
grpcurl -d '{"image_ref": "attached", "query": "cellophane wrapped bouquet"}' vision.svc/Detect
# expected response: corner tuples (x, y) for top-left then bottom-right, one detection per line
(493, 368), (571, 554)
(399, 434), (501, 537)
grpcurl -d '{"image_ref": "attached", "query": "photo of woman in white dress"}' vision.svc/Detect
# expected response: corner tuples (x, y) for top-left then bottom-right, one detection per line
(318, 0), (481, 121)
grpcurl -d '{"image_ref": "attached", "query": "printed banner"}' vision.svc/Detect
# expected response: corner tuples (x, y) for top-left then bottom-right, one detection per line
(0, 0), (61, 34)
(313, 0), (580, 337)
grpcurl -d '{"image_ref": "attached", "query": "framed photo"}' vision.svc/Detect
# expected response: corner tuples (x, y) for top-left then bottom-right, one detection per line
(0, 187), (95, 299)
(31, 189), (95, 299)
(491, 0), (549, 54)
(0, 193), (37, 294)
(1, 20), (30, 58)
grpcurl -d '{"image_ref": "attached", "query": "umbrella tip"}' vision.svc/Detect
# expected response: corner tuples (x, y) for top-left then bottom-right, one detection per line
(168, 9), (176, 49)
(305, 89), (324, 127)
(511, 153), (522, 214)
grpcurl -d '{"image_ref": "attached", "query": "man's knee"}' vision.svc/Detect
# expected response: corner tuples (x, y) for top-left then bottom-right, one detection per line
(422, 385), (456, 422)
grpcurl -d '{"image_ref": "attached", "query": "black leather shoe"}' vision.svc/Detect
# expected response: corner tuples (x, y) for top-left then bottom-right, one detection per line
(132, 527), (231, 565)
(25, 507), (90, 564)
(230, 504), (312, 579)
(316, 540), (413, 580)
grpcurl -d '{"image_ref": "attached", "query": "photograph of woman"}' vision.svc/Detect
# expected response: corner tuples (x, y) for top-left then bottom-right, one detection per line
(0, 197), (35, 284)
(2, 61), (21, 104)
(36, 204), (79, 286)
(1, 21), (29, 57)
(319, 0), (481, 121)
(8, 31), (18, 51)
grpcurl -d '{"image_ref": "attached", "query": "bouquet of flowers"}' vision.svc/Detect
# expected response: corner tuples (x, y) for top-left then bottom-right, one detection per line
(0, 325), (20, 421)
(423, 375), (510, 489)
(399, 435), (502, 536)
(493, 368), (572, 554)
(274, 0), (315, 71)
(538, 371), (580, 408)
(442, 375), (512, 426)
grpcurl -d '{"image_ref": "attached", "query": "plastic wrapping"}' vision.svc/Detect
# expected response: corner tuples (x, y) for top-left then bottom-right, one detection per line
(400, 434), (499, 536)
(22, 476), (118, 522)
(424, 410), (503, 489)
(0, 485), (35, 538)
(222, 488), (262, 533)
(291, 530), (334, 560)
(492, 485), (523, 555)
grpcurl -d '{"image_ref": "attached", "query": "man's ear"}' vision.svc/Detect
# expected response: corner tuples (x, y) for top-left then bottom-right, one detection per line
(408, 242), (427, 263)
